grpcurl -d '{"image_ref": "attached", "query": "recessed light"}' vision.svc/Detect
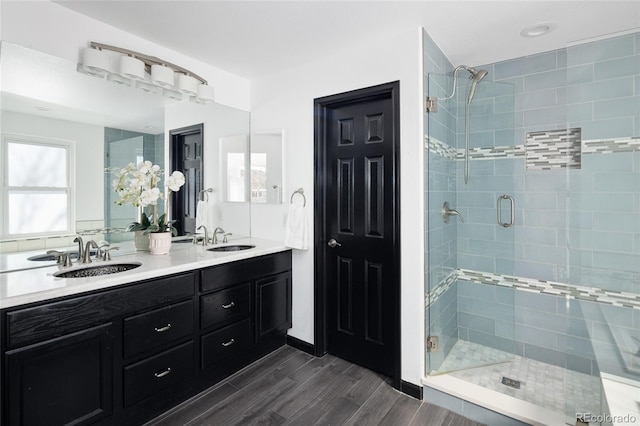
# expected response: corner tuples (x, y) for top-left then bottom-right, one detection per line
(521, 22), (556, 38)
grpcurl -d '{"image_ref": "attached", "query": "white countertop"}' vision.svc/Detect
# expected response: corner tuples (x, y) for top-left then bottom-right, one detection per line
(0, 237), (290, 309)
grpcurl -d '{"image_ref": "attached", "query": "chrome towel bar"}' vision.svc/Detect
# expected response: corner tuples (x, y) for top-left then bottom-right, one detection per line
(291, 188), (306, 207)
(199, 188), (213, 201)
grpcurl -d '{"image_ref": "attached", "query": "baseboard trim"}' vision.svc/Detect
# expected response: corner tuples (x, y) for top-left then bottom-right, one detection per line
(400, 380), (423, 400)
(286, 335), (315, 356)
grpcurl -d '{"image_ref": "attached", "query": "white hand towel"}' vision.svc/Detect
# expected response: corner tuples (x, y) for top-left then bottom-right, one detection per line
(195, 200), (207, 231)
(284, 203), (308, 250)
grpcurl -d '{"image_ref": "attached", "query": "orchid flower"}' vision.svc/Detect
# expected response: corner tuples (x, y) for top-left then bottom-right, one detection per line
(166, 171), (186, 192)
(107, 161), (186, 233)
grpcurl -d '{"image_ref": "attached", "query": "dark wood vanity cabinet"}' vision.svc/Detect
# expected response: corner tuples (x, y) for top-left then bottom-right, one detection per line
(199, 250), (292, 371)
(0, 250), (292, 426)
(6, 323), (115, 426)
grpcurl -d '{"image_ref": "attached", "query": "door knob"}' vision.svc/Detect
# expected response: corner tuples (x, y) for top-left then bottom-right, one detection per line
(327, 239), (342, 248)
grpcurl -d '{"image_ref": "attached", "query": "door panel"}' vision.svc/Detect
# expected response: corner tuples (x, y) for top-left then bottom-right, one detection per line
(170, 124), (203, 236)
(316, 82), (399, 379)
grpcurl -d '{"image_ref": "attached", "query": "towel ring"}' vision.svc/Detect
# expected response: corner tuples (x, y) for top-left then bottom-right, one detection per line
(290, 188), (306, 207)
(199, 188), (213, 201)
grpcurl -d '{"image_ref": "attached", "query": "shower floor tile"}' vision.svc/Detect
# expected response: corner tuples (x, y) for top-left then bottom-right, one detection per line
(433, 340), (601, 417)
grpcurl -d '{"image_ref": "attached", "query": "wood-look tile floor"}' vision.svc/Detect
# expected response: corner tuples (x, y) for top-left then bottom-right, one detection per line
(147, 345), (484, 426)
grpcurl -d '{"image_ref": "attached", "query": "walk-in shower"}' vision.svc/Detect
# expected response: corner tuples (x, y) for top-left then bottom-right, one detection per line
(423, 29), (640, 425)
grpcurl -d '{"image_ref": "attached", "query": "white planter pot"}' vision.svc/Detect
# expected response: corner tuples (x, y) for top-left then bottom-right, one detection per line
(133, 231), (150, 251)
(149, 232), (172, 255)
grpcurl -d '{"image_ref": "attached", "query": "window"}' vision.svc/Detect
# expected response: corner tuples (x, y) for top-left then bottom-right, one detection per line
(2, 134), (75, 239)
(250, 152), (267, 203)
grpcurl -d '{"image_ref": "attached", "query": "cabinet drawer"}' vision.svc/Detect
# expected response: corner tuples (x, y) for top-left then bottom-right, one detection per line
(123, 341), (195, 407)
(7, 272), (195, 349)
(200, 251), (291, 292)
(201, 284), (250, 329)
(201, 318), (252, 369)
(124, 300), (193, 358)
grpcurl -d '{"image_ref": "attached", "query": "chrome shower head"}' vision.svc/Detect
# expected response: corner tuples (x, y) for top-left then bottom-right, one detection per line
(442, 65), (489, 101)
(466, 68), (488, 104)
(467, 67), (488, 82)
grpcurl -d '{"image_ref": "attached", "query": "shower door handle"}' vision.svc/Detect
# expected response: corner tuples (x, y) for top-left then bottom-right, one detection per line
(497, 195), (515, 228)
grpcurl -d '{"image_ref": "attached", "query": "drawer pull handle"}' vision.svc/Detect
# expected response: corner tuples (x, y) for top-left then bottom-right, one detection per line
(222, 338), (235, 347)
(221, 302), (235, 309)
(154, 324), (172, 333)
(154, 367), (172, 378)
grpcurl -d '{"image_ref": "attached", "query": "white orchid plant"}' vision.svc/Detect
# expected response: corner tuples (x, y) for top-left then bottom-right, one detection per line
(109, 161), (185, 235)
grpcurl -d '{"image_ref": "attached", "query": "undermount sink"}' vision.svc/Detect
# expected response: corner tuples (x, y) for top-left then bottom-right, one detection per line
(53, 262), (142, 278)
(207, 244), (256, 252)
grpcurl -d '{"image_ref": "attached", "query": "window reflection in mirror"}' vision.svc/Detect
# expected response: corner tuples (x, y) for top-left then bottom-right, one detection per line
(220, 135), (249, 203)
(250, 131), (283, 204)
(2, 135), (74, 238)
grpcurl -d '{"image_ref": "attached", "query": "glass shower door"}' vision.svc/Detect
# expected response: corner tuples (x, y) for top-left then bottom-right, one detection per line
(426, 72), (518, 375)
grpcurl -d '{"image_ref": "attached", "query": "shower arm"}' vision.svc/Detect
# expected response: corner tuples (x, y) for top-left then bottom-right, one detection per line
(441, 65), (468, 101)
(442, 65), (481, 101)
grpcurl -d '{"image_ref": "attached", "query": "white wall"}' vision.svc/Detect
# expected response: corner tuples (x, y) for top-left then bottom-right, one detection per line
(1, 111), (104, 223)
(0, 1), (250, 111)
(250, 27), (426, 385)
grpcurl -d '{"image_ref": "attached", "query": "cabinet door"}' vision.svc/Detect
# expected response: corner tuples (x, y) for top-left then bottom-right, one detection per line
(255, 272), (292, 340)
(6, 323), (114, 426)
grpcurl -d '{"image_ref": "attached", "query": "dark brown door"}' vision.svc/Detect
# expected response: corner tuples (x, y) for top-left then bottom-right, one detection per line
(315, 82), (400, 381)
(170, 124), (203, 236)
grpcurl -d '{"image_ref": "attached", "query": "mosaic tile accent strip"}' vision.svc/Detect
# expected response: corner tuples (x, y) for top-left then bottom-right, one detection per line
(427, 268), (640, 310)
(458, 145), (526, 160)
(456, 269), (640, 310)
(582, 136), (640, 154)
(455, 144), (526, 160)
(525, 128), (582, 170)
(426, 136), (457, 159)
(428, 136), (639, 161)
(426, 269), (457, 308)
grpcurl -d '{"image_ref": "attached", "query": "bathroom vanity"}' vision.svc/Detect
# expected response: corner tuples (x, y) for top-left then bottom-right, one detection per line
(0, 239), (292, 426)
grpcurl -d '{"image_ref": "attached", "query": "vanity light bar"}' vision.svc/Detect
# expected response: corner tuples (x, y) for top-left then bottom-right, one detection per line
(78, 41), (214, 104)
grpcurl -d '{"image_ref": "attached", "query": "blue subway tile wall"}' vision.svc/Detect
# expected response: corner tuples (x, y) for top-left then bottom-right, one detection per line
(453, 32), (640, 292)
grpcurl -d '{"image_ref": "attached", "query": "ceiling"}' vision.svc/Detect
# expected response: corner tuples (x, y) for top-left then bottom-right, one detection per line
(55, 1), (640, 80)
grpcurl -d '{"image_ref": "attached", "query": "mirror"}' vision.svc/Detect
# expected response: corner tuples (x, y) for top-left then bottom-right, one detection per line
(0, 41), (251, 255)
(250, 130), (283, 204)
(220, 130), (283, 205)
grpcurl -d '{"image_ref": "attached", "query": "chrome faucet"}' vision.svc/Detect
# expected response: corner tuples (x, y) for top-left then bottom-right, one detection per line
(73, 235), (84, 260)
(96, 240), (110, 260)
(212, 227), (226, 244)
(442, 202), (465, 223)
(196, 225), (209, 246)
(47, 250), (73, 267)
(82, 240), (99, 264)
